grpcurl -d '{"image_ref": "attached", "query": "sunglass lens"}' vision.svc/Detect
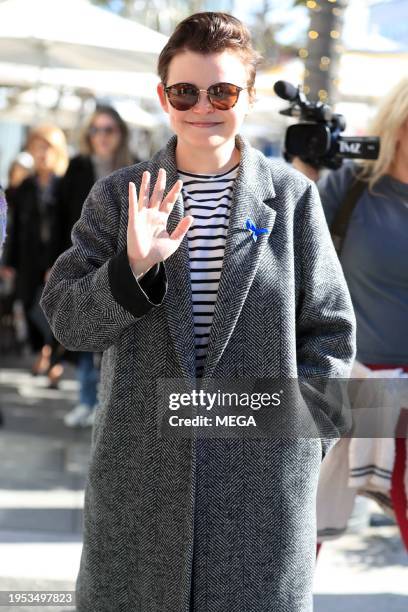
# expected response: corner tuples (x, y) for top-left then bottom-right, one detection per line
(209, 84), (239, 110)
(167, 84), (198, 111)
(90, 126), (116, 136)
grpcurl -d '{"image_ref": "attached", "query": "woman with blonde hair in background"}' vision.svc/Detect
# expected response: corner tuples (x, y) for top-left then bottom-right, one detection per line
(54, 105), (135, 428)
(1, 124), (68, 383)
(294, 77), (408, 553)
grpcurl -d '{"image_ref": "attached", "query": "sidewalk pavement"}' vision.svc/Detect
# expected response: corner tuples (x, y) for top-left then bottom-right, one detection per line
(0, 352), (407, 611)
(0, 353), (88, 611)
(314, 524), (408, 611)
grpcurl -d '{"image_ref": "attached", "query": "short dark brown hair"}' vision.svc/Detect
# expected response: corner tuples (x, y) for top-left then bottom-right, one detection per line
(157, 12), (263, 104)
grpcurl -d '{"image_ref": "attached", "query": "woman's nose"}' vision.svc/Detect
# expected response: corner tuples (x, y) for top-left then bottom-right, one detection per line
(192, 90), (214, 113)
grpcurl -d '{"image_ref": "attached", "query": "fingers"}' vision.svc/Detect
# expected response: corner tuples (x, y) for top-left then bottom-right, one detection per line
(170, 215), (194, 241)
(160, 178), (183, 214)
(150, 168), (166, 209)
(130, 170), (182, 218)
(139, 171), (150, 211)
(129, 182), (137, 225)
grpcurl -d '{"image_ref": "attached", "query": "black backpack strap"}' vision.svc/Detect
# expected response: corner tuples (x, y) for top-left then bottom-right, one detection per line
(330, 176), (367, 255)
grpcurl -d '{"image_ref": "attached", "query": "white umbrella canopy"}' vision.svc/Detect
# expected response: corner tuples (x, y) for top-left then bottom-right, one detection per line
(0, 100), (160, 130)
(0, 85), (161, 129)
(0, 62), (162, 100)
(0, 0), (168, 72)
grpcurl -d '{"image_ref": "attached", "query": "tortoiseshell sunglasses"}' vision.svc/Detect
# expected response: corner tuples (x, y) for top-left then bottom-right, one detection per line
(163, 82), (248, 111)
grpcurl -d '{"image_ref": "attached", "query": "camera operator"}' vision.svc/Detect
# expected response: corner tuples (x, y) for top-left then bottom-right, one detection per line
(292, 77), (408, 553)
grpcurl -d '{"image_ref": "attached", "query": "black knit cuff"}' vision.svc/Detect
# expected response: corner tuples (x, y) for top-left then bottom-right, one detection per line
(137, 261), (160, 287)
(108, 249), (167, 318)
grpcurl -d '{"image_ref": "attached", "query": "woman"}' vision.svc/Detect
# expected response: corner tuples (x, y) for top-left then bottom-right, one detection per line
(6, 151), (34, 205)
(318, 79), (408, 551)
(3, 124), (68, 381)
(0, 183), (7, 260)
(0, 185), (7, 257)
(0, 183), (7, 426)
(40, 12), (356, 612)
(295, 78), (408, 552)
(56, 105), (133, 256)
(56, 105), (134, 428)
(0, 153), (34, 353)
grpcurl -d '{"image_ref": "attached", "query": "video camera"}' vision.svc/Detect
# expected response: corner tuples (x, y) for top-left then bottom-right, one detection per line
(274, 80), (380, 170)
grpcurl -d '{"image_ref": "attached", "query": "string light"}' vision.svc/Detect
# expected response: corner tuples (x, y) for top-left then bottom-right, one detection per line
(299, 48), (309, 58)
(306, 0), (317, 8)
(330, 30), (340, 38)
(308, 30), (319, 39)
(303, 85), (311, 95)
(332, 7), (342, 15)
(320, 56), (331, 65)
(318, 89), (328, 101)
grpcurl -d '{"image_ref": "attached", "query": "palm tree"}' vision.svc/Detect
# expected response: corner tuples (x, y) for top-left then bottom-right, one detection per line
(295, 0), (348, 104)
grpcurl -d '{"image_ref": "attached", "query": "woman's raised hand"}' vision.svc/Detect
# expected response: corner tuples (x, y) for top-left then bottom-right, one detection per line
(127, 168), (194, 279)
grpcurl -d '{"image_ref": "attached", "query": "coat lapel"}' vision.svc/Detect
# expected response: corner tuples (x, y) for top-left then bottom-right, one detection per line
(150, 136), (196, 379)
(148, 134), (277, 380)
(200, 134), (277, 378)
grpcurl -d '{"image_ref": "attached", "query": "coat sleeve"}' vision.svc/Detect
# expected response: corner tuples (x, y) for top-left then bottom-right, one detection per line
(40, 176), (167, 352)
(294, 182), (357, 454)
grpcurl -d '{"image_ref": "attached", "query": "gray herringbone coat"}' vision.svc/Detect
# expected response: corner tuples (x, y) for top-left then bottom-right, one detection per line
(40, 134), (356, 612)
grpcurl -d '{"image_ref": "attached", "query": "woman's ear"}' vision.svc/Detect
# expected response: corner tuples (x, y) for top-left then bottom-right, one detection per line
(157, 82), (169, 114)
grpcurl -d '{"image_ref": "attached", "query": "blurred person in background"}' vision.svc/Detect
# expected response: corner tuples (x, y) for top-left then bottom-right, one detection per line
(1, 125), (68, 384)
(293, 77), (408, 553)
(0, 183), (7, 426)
(5, 151), (34, 202)
(55, 105), (133, 428)
(0, 183), (7, 263)
(0, 152), (34, 280)
(0, 152), (35, 348)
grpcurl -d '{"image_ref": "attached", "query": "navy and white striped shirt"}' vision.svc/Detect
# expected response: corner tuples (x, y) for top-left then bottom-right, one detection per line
(178, 162), (240, 377)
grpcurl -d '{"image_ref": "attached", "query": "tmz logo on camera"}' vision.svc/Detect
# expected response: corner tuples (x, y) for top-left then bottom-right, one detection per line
(339, 141), (362, 155)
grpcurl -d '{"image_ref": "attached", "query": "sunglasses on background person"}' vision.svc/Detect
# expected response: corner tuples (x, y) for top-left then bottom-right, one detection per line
(163, 82), (249, 111)
(89, 125), (119, 136)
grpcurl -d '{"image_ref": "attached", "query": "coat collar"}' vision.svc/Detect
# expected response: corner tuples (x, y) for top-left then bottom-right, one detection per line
(147, 133), (277, 379)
